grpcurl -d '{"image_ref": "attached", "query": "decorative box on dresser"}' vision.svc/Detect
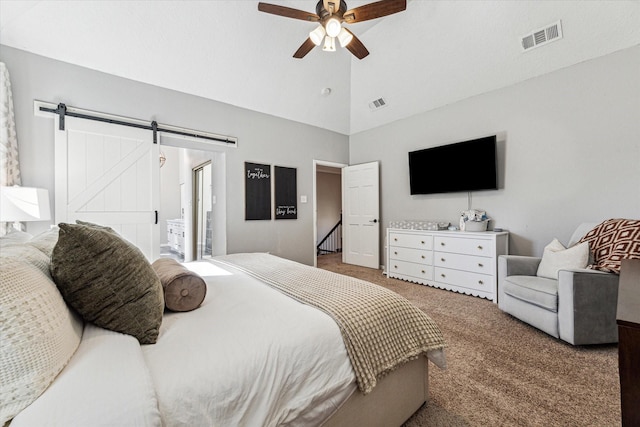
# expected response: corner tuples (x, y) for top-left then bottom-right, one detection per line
(386, 228), (509, 302)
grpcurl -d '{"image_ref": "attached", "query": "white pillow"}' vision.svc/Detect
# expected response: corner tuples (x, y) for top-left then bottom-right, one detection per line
(0, 257), (83, 425)
(0, 230), (33, 247)
(536, 238), (589, 279)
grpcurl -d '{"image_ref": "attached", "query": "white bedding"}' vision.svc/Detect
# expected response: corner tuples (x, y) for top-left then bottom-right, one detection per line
(141, 260), (357, 426)
(11, 324), (162, 427)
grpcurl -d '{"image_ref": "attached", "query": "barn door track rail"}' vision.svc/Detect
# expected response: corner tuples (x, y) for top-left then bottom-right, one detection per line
(34, 100), (238, 147)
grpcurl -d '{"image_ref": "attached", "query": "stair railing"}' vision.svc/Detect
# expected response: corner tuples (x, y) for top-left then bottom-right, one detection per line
(317, 216), (342, 255)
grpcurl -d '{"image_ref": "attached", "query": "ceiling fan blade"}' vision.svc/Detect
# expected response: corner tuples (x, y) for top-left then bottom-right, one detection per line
(343, 29), (369, 59)
(293, 38), (317, 59)
(258, 3), (320, 22)
(343, 0), (406, 23)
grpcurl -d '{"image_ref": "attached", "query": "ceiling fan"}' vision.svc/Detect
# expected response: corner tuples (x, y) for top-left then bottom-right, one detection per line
(257, 0), (407, 59)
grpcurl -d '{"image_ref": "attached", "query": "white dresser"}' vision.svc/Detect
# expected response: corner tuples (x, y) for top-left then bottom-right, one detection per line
(386, 228), (509, 302)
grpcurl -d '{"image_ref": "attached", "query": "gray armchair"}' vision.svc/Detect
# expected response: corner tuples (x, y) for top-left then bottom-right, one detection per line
(498, 223), (619, 345)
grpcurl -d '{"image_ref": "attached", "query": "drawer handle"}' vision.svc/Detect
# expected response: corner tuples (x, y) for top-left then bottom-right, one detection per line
(477, 245), (483, 250)
(394, 265), (398, 269)
(421, 255), (425, 259)
(478, 280), (484, 285)
(478, 263), (484, 267)
(441, 258), (445, 262)
(440, 242), (445, 246)
(440, 274), (446, 278)
(394, 238), (398, 241)
(394, 251), (398, 255)
(421, 270), (426, 274)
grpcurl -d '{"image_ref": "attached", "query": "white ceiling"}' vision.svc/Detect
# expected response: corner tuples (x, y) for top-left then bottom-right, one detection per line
(1, 1), (638, 135)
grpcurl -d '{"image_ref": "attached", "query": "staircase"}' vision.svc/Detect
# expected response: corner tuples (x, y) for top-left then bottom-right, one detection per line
(317, 217), (342, 255)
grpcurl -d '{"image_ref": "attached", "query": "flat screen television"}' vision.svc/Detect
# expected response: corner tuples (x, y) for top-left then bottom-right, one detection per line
(408, 135), (498, 195)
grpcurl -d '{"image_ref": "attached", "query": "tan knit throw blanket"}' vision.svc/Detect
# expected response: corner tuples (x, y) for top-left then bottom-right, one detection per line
(215, 253), (447, 394)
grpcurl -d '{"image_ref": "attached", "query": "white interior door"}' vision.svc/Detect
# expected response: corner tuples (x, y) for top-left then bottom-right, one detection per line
(342, 161), (380, 269)
(54, 116), (159, 260)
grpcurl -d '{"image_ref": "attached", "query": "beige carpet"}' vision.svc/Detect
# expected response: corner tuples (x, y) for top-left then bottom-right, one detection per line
(317, 254), (620, 427)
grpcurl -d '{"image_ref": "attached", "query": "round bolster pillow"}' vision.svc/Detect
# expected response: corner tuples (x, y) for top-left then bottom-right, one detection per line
(151, 258), (207, 312)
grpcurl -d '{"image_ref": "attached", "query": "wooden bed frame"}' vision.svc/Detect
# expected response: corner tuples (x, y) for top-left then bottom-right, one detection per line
(322, 355), (429, 427)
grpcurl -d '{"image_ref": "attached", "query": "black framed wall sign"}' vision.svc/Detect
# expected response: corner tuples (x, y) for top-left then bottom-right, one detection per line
(275, 166), (297, 220)
(245, 162), (271, 220)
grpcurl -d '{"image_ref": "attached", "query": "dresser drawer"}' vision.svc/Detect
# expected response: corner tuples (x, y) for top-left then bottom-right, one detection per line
(389, 232), (433, 250)
(434, 236), (494, 256)
(434, 267), (492, 292)
(389, 247), (433, 265)
(389, 260), (434, 281)
(434, 252), (495, 275)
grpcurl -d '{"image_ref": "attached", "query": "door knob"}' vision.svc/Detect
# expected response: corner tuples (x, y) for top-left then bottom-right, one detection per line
(369, 219), (378, 223)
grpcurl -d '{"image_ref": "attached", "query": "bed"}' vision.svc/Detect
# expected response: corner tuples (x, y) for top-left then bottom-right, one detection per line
(1, 226), (446, 427)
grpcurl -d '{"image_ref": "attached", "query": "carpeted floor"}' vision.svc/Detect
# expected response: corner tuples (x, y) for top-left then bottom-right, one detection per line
(317, 253), (620, 427)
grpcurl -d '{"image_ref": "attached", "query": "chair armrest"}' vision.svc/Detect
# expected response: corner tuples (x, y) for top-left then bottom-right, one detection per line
(497, 255), (542, 307)
(557, 268), (619, 345)
(498, 255), (542, 277)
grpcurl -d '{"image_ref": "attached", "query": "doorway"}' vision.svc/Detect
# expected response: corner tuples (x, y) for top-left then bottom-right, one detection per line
(158, 144), (226, 263)
(313, 160), (346, 267)
(193, 161), (212, 260)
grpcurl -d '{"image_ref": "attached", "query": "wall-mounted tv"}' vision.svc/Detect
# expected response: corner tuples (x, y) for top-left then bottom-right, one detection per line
(408, 135), (498, 195)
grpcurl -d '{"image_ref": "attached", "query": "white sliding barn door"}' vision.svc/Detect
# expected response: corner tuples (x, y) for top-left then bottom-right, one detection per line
(55, 116), (159, 260)
(342, 161), (380, 269)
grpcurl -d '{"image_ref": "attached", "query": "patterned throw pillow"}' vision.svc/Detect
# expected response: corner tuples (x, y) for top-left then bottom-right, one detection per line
(51, 223), (164, 344)
(578, 219), (640, 274)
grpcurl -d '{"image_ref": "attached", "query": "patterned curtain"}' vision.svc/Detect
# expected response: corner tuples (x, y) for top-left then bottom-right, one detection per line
(0, 62), (22, 236)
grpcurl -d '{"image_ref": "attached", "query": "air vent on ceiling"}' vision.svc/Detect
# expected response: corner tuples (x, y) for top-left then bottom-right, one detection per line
(369, 97), (387, 111)
(521, 20), (563, 52)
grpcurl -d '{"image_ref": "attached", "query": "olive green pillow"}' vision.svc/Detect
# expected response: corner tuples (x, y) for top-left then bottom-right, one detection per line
(51, 223), (164, 344)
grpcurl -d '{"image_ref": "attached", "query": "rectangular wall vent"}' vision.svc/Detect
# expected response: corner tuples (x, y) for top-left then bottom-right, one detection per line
(521, 20), (563, 52)
(369, 97), (387, 111)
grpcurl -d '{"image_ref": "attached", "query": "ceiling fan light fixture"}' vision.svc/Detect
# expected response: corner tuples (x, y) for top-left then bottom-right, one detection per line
(257, 0), (408, 60)
(322, 36), (336, 52)
(325, 17), (341, 38)
(337, 27), (353, 47)
(309, 25), (326, 46)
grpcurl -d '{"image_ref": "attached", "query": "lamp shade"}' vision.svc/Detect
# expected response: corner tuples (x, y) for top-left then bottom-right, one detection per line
(309, 25), (326, 46)
(0, 186), (51, 222)
(325, 18), (341, 38)
(337, 27), (353, 47)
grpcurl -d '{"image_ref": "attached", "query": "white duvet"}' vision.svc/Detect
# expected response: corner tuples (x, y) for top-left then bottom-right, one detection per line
(141, 260), (357, 426)
(11, 324), (162, 427)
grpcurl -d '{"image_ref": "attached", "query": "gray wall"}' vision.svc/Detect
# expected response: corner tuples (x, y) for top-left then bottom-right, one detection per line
(0, 45), (349, 265)
(350, 46), (640, 261)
